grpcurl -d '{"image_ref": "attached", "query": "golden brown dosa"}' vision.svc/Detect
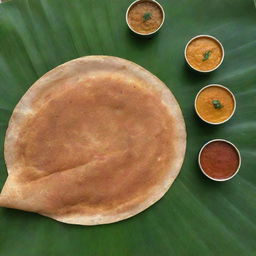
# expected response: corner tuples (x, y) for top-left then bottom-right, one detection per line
(0, 56), (186, 225)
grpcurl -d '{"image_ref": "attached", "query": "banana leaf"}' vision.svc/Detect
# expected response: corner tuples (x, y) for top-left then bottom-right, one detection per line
(0, 0), (256, 255)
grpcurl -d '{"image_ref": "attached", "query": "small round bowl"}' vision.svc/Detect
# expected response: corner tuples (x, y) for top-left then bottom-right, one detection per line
(126, 0), (165, 36)
(198, 139), (241, 182)
(194, 84), (236, 125)
(184, 35), (224, 73)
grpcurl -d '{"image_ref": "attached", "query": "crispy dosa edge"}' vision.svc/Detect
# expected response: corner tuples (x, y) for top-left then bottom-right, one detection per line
(0, 56), (186, 225)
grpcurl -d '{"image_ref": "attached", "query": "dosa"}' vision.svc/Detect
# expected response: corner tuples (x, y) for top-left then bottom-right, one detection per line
(0, 56), (186, 225)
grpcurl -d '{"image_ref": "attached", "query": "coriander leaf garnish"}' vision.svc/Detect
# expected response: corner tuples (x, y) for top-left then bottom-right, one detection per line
(212, 100), (223, 109)
(202, 50), (212, 61)
(143, 12), (152, 21)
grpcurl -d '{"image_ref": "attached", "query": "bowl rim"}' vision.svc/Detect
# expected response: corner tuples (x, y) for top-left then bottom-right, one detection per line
(198, 139), (241, 182)
(126, 0), (165, 36)
(184, 34), (225, 73)
(194, 84), (236, 125)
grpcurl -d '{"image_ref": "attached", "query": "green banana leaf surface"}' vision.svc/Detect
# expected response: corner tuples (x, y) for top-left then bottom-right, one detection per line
(0, 0), (256, 255)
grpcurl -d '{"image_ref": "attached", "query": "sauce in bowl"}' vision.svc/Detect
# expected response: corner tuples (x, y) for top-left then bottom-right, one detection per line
(126, 0), (164, 35)
(199, 139), (241, 181)
(195, 85), (236, 124)
(185, 35), (224, 72)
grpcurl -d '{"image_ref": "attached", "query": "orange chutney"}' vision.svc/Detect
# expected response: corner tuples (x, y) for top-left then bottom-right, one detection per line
(186, 37), (223, 71)
(128, 1), (163, 34)
(196, 86), (235, 123)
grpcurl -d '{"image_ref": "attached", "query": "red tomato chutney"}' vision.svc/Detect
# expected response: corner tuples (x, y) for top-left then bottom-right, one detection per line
(199, 141), (240, 180)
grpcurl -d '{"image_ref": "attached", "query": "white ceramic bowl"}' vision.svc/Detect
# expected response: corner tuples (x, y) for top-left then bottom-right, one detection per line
(194, 84), (236, 125)
(126, 0), (165, 36)
(184, 35), (224, 73)
(198, 139), (241, 182)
